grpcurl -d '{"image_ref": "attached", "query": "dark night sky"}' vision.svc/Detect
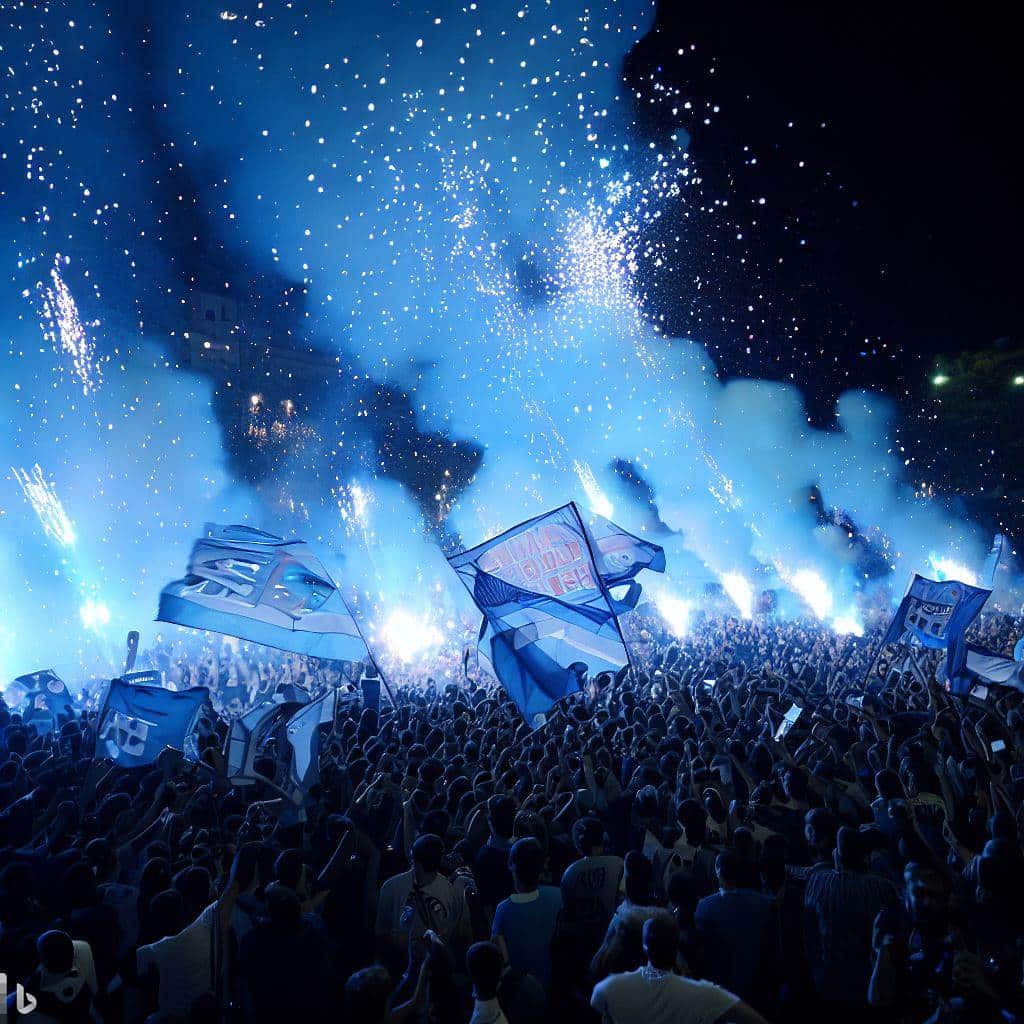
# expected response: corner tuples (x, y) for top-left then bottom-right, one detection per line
(630, 2), (1023, 416)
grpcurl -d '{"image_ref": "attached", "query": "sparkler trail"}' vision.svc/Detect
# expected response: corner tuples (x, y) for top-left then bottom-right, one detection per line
(11, 464), (77, 548)
(37, 257), (103, 395)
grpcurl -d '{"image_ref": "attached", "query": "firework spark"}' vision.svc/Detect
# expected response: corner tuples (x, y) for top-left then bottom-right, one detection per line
(11, 463), (76, 547)
(38, 257), (102, 394)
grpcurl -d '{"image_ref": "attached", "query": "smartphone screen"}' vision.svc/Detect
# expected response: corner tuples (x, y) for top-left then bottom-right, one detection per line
(991, 739), (1006, 753)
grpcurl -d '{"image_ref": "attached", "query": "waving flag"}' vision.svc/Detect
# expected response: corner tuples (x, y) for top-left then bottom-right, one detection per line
(226, 698), (306, 783)
(284, 688), (351, 788)
(585, 514), (666, 612)
(450, 503), (660, 725)
(883, 575), (990, 651)
(97, 679), (209, 767)
(6, 669), (75, 734)
(944, 644), (1024, 695)
(158, 524), (369, 662)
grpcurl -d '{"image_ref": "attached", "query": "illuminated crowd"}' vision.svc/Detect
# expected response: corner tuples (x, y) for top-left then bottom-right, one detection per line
(2, 609), (1024, 1024)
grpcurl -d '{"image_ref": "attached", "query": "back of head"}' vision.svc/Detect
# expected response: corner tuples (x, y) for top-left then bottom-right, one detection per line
(715, 850), (741, 888)
(36, 930), (75, 975)
(573, 816), (605, 856)
(642, 915), (679, 971)
(509, 836), (544, 891)
(265, 882), (303, 934)
(274, 847), (305, 891)
(835, 826), (864, 870)
(175, 865), (212, 913)
(624, 850), (653, 904)
(345, 965), (392, 1024)
(411, 833), (445, 875)
(466, 941), (504, 1000)
(487, 794), (516, 841)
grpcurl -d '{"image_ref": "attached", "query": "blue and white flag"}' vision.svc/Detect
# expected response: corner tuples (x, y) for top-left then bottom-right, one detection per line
(982, 533), (1006, 589)
(158, 524), (369, 662)
(585, 513), (666, 612)
(449, 503), (659, 725)
(97, 679), (209, 767)
(882, 574), (990, 651)
(945, 644), (1024, 696)
(226, 699), (302, 782)
(284, 689), (338, 788)
(6, 669), (75, 734)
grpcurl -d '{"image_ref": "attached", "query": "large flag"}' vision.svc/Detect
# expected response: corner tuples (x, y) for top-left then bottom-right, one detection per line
(6, 669), (75, 734)
(284, 689), (338, 789)
(226, 699), (305, 783)
(882, 574), (990, 651)
(944, 644), (1024, 696)
(982, 533), (1006, 589)
(97, 679), (209, 767)
(449, 503), (662, 725)
(158, 524), (369, 661)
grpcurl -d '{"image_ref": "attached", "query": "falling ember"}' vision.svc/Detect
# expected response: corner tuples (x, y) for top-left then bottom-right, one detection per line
(37, 257), (102, 394)
(11, 463), (77, 547)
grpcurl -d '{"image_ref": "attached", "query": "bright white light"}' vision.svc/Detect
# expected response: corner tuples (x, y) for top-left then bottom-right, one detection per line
(379, 608), (443, 662)
(574, 460), (614, 518)
(932, 374), (949, 386)
(791, 569), (833, 619)
(927, 554), (978, 586)
(79, 600), (110, 631)
(721, 572), (754, 619)
(832, 612), (864, 637)
(654, 591), (692, 637)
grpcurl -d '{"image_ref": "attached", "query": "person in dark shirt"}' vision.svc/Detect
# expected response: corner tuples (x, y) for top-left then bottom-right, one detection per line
(237, 883), (337, 1024)
(474, 795), (516, 917)
(694, 850), (780, 1005)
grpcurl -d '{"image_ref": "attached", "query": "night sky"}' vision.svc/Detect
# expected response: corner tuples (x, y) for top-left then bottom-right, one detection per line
(633, 2), (1023, 410)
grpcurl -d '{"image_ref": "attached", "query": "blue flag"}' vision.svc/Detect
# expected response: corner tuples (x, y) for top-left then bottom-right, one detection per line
(945, 644), (1024, 696)
(7, 669), (75, 734)
(158, 524), (370, 662)
(883, 575), (990, 651)
(449, 503), (659, 725)
(97, 679), (209, 767)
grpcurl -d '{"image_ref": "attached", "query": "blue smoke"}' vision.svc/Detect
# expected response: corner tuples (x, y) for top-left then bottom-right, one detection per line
(0, 1), (1004, 681)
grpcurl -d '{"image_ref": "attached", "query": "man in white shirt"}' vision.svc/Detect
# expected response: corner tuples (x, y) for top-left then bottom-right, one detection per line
(466, 941), (511, 1024)
(375, 833), (469, 967)
(591, 916), (770, 1024)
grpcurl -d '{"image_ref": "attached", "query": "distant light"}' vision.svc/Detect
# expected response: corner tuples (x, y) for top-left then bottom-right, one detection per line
(379, 608), (442, 662)
(250, 393), (261, 407)
(1013, 375), (1024, 386)
(932, 374), (949, 386)
(80, 600), (110, 631)
(654, 591), (692, 637)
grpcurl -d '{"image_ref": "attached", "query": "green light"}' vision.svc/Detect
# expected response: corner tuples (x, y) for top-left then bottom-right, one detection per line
(932, 374), (949, 386)
(1013, 375), (1024, 386)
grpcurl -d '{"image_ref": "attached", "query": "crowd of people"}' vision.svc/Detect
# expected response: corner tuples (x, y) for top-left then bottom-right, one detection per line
(2, 608), (1024, 1024)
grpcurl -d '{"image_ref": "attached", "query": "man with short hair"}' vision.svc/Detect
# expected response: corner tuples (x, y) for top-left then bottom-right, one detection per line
(561, 816), (624, 930)
(591, 916), (770, 1024)
(474, 795), (517, 915)
(466, 941), (510, 1024)
(492, 837), (562, 986)
(375, 834), (470, 968)
(694, 850), (780, 1003)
